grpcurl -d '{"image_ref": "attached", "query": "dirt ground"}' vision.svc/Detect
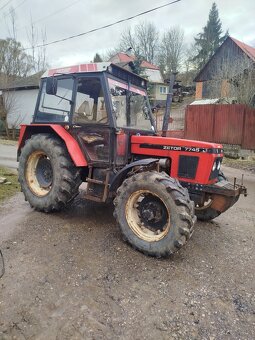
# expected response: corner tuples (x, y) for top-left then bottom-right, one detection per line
(0, 166), (254, 340)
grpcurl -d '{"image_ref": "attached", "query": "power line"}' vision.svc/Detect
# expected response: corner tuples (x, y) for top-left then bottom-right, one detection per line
(34, 0), (81, 25)
(0, 0), (13, 12)
(2, 0), (27, 17)
(16, 0), (81, 32)
(23, 0), (181, 50)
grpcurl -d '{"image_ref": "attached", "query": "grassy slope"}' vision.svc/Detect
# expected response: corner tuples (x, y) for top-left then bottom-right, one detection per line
(0, 168), (20, 202)
(223, 158), (255, 173)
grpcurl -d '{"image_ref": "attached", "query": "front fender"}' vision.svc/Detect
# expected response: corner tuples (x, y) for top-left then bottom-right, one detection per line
(109, 158), (159, 193)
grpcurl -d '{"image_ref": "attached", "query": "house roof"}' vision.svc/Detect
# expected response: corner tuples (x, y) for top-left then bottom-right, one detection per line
(231, 37), (255, 62)
(143, 68), (164, 83)
(109, 53), (159, 70)
(194, 36), (255, 82)
(0, 72), (42, 91)
(190, 98), (220, 105)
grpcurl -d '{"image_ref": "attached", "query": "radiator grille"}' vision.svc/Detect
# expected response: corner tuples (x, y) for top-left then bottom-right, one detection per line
(178, 156), (199, 179)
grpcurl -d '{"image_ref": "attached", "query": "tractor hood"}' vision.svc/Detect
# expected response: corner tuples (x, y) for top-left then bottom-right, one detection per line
(131, 135), (224, 185)
(131, 135), (223, 155)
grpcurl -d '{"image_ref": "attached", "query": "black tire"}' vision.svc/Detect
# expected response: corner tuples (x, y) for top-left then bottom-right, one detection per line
(18, 133), (82, 212)
(113, 171), (196, 258)
(195, 171), (227, 221)
(195, 206), (221, 221)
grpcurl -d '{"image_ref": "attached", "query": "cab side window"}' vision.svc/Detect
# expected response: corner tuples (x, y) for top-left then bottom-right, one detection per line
(73, 77), (108, 124)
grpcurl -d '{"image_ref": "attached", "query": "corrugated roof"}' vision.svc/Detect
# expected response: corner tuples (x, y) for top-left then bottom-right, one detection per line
(143, 68), (164, 83)
(190, 99), (220, 105)
(230, 37), (255, 61)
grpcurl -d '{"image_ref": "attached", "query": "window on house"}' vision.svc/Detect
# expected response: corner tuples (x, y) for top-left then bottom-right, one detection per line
(160, 86), (167, 94)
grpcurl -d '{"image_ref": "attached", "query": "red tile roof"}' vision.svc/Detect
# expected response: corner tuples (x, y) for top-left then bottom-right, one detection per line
(111, 53), (159, 70)
(231, 37), (255, 61)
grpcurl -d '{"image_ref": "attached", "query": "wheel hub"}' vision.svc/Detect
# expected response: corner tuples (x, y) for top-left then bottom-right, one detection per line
(125, 190), (170, 242)
(35, 158), (53, 188)
(139, 196), (167, 232)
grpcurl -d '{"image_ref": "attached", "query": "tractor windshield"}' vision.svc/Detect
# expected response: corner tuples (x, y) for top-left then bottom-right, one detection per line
(108, 78), (154, 131)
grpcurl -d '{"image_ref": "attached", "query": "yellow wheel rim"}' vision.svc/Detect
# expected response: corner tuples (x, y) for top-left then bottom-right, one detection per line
(125, 190), (170, 242)
(25, 151), (53, 197)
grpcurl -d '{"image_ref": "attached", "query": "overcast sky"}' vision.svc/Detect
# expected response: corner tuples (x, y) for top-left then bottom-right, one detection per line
(0, 0), (255, 68)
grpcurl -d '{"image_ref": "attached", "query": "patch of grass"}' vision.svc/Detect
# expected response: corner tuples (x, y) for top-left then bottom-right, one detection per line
(0, 167), (20, 202)
(0, 138), (18, 146)
(223, 157), (255, 173)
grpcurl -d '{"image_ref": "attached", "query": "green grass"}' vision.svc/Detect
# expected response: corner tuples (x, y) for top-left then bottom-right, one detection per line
(0, 167), (20, 202)
(0, 138), (18, 146)
(223, 157), (255, 172)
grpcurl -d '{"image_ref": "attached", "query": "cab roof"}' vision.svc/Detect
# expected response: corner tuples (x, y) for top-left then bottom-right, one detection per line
(41, 62), (147, 84)
(41, 62), (111, 78)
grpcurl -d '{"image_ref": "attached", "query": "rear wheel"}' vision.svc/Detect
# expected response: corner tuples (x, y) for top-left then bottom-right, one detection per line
(18, 134), (82, 212)
(114, 171), (196, 257)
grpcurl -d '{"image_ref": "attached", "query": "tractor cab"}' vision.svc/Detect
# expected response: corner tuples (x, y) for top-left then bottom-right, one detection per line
(34, 63), (155, 167)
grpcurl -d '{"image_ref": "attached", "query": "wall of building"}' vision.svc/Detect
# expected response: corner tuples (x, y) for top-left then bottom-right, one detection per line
(195, 82), (203, 99)
(155, 84), (167, 101)
(4, 89), (39, 128)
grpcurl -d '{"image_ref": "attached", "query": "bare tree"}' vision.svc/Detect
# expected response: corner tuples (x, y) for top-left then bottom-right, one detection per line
(135, 22), (159, 63)
(0, 37), (34, 138)
(0, 9), (48, 139)
(158, 26), (184, 77)
(6, 6), (17, 41)
(119, 27), (139, 55)
(27, 15), (48, 73)
(0, 38), (33, 78)
(119, 21), (159, 63)
(179, 44), (198, 87)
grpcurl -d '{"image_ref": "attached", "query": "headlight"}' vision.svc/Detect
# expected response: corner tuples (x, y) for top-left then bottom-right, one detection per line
(217, 161), (221, 170)
(212, 161), (217, 171)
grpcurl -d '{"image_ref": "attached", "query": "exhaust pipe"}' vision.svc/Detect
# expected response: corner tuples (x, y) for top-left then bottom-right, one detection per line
(162, 72), (178, 137)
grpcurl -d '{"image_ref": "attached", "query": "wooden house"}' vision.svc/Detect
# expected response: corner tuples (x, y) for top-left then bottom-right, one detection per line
(194, 36), (255, 105)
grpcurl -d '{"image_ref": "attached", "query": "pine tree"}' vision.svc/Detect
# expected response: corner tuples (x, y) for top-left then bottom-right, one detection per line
(193, 2), (228, 69)
(93, 53), (103, 62)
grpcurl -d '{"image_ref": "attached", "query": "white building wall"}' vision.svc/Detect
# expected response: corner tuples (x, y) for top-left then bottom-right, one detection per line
(4, 89), (39, 128)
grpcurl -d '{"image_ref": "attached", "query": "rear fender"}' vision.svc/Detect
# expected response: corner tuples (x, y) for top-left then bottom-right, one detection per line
(18, 124), (87, 167)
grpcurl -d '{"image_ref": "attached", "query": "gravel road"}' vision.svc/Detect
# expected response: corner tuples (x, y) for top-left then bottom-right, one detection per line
(0, 166), (254, 340)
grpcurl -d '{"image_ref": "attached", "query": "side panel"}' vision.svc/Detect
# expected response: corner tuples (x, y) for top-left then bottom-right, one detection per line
(18, 124), (87, 167)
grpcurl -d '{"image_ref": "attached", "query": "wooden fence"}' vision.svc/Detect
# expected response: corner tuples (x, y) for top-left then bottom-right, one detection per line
(184, 104), (255, 150)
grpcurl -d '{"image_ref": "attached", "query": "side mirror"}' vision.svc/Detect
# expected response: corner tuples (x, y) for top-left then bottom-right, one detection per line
(46, 77), (57, 95)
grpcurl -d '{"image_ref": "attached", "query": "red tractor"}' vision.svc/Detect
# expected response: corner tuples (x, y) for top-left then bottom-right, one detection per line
(17, 62), (247, 257)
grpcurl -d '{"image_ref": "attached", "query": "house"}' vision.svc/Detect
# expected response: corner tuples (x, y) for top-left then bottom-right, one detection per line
(108, 52), (167, 106)
(194, 36), (255, 106)
(0, 73), (41, 130)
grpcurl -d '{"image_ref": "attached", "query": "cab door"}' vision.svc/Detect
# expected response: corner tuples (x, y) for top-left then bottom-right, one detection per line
(71, 75), (113, 166)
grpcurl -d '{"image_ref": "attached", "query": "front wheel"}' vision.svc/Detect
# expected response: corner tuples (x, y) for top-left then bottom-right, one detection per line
(113, 171), (196, 257)
(195, 171), (227, 221)
(195, 199), (221, 221)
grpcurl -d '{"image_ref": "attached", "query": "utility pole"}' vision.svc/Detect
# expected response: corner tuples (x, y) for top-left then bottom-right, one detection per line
(162, 72), (178, 137)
